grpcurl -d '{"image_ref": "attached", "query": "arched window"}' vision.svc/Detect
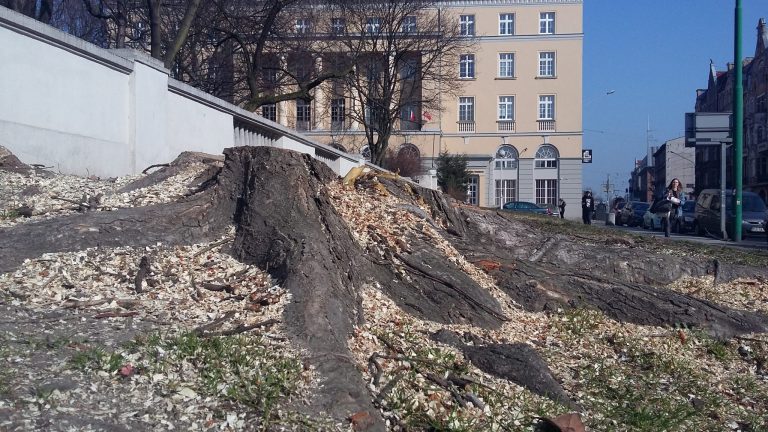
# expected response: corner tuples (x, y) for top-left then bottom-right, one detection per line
(535, 145), (559, 168)
(398, 143), (420, 159)
(494, 145), (518, 170)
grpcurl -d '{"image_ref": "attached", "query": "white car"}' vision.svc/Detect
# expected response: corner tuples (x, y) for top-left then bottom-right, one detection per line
(642, 209), (662, 230)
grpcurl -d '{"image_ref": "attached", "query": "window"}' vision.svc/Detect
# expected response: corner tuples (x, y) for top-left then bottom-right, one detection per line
(495, 179), (516, 207)
(365, 98), (384, 130)
(331, 18), (346, 35)
(499, 13), (514, 35)
(398, 143), (420, 159)
(498, 53), (515, 77)
(331, 98), (345, 130)
(460, 15), (475, 36)
(296, 99), (311, 130)
(538, 95), (555, 120)
(400, 56), (419, 80)
(366, 17), (382, 33)
(535, 145), (559, 168)
(495, 145), (518, 169)
(467, 175), (479, 205)
(400, 104), (420, 131)
(539, 12), (555, 34)
(538, 52), (555, 77)
(459, 97), (474, 122)
(295, 18), (310, 34)
(498, 96), (515, 121)
(536, 179), (558, 206)
(261, 104), (276, 122)
(459, 54), (475, 78)
(402, 16), (416, 33)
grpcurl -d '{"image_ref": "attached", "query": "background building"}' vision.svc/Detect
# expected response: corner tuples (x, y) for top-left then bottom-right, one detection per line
(694, 18), (768, 203)
(653, 137), (695, 200)
(272, 0), (584, 217)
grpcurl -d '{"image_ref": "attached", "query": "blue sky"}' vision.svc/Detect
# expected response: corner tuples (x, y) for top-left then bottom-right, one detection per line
(583, 0), (766, 197)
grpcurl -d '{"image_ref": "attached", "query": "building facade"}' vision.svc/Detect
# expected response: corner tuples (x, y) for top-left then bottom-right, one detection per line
(694, 18), (768, 203)
(653, 137), (695, 200)
(264, 0), (584, 217)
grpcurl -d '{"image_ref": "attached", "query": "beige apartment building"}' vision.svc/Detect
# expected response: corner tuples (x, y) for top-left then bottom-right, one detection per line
(268, 0), (584, 216)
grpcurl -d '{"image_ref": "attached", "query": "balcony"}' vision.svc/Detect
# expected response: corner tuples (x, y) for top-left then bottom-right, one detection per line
(497, 120), (515, 132)
(458, 121), (475, 133)
(537, 120), (556, 132)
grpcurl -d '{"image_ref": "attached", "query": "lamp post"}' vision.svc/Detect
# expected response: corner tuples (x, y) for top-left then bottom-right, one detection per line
(734, 0), (744, 241)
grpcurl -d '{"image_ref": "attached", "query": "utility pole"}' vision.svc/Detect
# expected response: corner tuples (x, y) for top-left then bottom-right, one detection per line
(733, 0), (744, 242)
(601, 173), (613, 202)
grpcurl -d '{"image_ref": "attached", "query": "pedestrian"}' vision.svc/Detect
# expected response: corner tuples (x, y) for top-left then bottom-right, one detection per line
(581, 191), (594, 225)
(558, 198), (566, 219)
(661, 178), (685, 238)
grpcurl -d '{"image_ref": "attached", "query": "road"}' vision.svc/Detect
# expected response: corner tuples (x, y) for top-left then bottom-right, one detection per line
(593, 220), (768, 250)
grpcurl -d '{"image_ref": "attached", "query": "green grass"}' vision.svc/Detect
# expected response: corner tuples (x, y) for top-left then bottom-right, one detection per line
(72, 331), (314, 430)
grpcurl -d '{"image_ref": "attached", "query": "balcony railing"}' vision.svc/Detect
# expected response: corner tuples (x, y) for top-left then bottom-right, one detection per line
(537, 120), (556, 132)
(497, 120), (515, 132)
(458, 121), (475, 133)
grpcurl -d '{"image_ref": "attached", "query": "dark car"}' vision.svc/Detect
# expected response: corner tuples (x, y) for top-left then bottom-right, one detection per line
(672, 200), (696, 234)
(617, 201), (649, 227)
(694, 189), (767, 238)
(502, 201), (551, 215)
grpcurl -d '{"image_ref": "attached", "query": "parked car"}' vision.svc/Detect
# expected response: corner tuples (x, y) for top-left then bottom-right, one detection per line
(617, 201), (649, 227)
(642, 209), (662, 230)
(694, 189), (768, 238)
(672, 200), (696, 234)
(502, 201), (551, 215)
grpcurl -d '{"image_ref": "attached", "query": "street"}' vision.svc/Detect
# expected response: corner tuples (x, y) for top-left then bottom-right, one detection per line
(594, 219), (768, 250)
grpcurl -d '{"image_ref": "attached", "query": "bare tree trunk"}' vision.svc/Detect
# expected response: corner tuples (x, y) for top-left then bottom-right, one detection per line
(147, 0), (161, 59)
(163, 0), (203, 68)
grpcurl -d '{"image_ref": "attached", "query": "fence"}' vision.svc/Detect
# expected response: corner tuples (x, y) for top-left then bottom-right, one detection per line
(0, 7), (363, 178)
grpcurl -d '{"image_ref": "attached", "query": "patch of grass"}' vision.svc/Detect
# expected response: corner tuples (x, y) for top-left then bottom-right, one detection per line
(0, 209), (20, 220)
(550, 307), (603, 338)
(69, 346), (125, 373)
(120, 331), (307, 429)
(0, 371), (11, 397)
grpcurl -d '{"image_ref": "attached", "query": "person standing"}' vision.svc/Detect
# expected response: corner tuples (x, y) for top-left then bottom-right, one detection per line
(581, 191), (594, 225)
(662, 178), (685, 238)
(558, 198), (566, 219)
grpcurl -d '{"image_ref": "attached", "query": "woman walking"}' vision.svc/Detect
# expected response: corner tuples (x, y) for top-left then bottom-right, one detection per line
(662, 178), (685, 238)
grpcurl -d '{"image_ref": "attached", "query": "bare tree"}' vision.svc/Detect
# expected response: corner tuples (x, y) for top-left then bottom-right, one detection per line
(2, 0), (53, 23)
(328, 0), (473, 165)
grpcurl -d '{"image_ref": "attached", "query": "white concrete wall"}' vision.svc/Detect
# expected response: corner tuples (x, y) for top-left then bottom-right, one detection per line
(0, 7), (362, 178)
(0, 18), (132, 175)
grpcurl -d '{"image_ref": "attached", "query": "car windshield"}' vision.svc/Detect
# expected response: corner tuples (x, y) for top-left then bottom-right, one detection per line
(725, 195), (767, 213)
(681, 201), (695, 212)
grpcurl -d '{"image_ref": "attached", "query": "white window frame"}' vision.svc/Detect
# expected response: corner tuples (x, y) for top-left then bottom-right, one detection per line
(499, 13), (514, 35)
(539, 12), (555, 34)
(261, 104), (277, 122)
(460, 15), (475, 36)
(295, 18), (310, 34)
(366, 17), (382, 33)
(296, 99), (311, 129)
(494, 145), (518, 170)
(495, 179), (516, 207)
(535, 145), (559, 168)
(538, 51), (555, 77)
(498, 96), (515, 121)
(498, 53), (515, 78)
(538, 95), (555, 120)
(459, 54), (475, 79)
(467, 175), (479, 205)
(331, 18), (346, 35)
(536, 179), (558, 205)
(458, 97), (475, 122)
(331, 98), (345, 129)
(402, 16), (417, 33)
